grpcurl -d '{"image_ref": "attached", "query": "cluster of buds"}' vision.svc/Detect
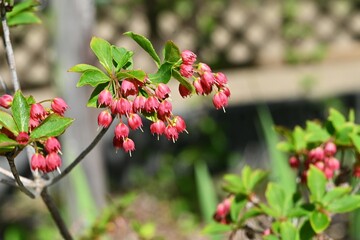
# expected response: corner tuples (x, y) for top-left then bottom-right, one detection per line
(213, 197), (232, 224)
(289, 141), (340, 181)
(178, 50), (231, 111)
(0, 94), (68, 173)
(96, 77), (188, 156)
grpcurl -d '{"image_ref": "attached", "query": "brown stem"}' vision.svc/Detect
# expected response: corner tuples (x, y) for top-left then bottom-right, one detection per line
(41, 188), (73, 240)
(49, 119), (113, 187)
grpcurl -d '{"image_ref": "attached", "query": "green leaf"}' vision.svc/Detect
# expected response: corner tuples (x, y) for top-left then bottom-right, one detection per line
(0, 133), (18, 147)
(164, 41), (181, 63)
(287, 206), (311, 218)
(124, 32), (161, 66)
(350, 132), (360, 153)
(117, 70), (146, 82)
(172, 69), (195, 93)
(7, 11), (41, 26)
(241, 165), (252, 193)
(76, 70), (110, 87)
(239, 207), (263, 225)
(307, 166), (326, 202)
(248, 169), (267, 192)
(263, 235), (280, 240)
(322, 186), (351, 205)
(7, 0), (38, 16)
(26, 95), (36, 105)
(310, 211), (330, 233)
(222, 174), (245, 194)
(11, 90), (30, 133)
(327, 195), (360, 213)
(230, 195), (247, 222)
(0, 110), (18, 135)
(86, 83), (110, 108)
(148, 62), (172, 84)
(112, 46), (133, 71)
(335, 125), (353, 146)
(260, 203), (279, 218)
(68, 64), (102, 73)
(202, 222), (232, 235)
(280, 221), (299, 240)
(30, 114), (74, 139)
(90, 37), (113, 72)
(349, 109), (355, 123)
(305, 121), (330, 143)
(328, 108), (346, 131)
(265, 183), (287, 217)
(293, 126), (306, 152)
(276, 141), (294, 152)
(299, 220), (316, 240)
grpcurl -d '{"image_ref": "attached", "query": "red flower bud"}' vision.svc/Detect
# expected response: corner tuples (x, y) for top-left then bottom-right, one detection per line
(51, 97), (68, 116)
(150, 120), (165, 138)
(179, 64), (194, 78)
(324, 142), (337, 156)
(181, 50), (197, 65)
(145, 96), (160, 113)
(155, 83), (171, 100)
(178, 84), (192, 98)
(31, 153), (46, 171)
(0, 94), (13, 109)
(128, 113), (143, 130)
(123, 138), (135, 156)
(45, 137), (61, 154)
(115, 122), (129, 139)
(97, 110), (112, 128)
(16, 132), (29, 145)
(212, 91), (229, 110)
(121, 79), (138, 97)
(133, 95), (147, 112)
(164, 125), (179, 142)
(46, 153), (62, 172)
(30, 103), (46, 120)
(98, 89), (113, 106)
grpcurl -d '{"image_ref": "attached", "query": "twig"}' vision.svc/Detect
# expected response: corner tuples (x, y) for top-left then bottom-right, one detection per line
(0, 4), (19, 91)
(0, 165), (34, 186)
(49, 123), (113, 186)
(6, 154), (35, 198)
(41, 188), (73, 240)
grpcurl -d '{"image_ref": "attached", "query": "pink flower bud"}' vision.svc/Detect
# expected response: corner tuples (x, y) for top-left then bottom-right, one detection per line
(174, 116), (186, 133)
(115, 122), (129, 139)
(157, 100), (172, 120)
(30, 103), (46, 120)
(212, 91), (229, 110)
(308, 147), (324, 161)
(201, 71), (215, 88)
(29, 117), (40, 130)
(145, 96), (160, 113)
(98, 110), (112, 128)
(117, 98), (132, 115)
(121, 79), (138, 97)
(46, 153), (62, 172)
(45, 137), (61, 153)
(155, 83), (171, 100)
(324, 142), (337, 156)
(98, 89), (113, 106)
(326, 157), (340, 171)
(314, 161), (325, 171)
(181, 50), (197, 65)
(324, 168), (334, 179)
(128, 113), (143, 130)
(164, 125), (179, 142)
(214, 72), (228, 87)
(193, 78), (204, 95)
(51, 97), (68, 116)
(289, 156), (300, 168)
(133, 95), (147, 112)
(150, 120), (165, 137)
(178, 84), (192, 98)
(197, 62), (212, 74)
(179, 64), (194, 78)
(221, 86), (231, 97)
(0, 94), (13, 109)
(16, 132), (29, 145)
(113, 136), (123, 150)
(123, 138), (135, 156)
(31, 153), (46, 171)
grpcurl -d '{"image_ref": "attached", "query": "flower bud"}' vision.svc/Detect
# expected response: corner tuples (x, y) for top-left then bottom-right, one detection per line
(0, 94), (13, 109)
(98, 110), (112, 128)
(46, 153), (62, 172)
(51, 97), (68, 116)
(133, 95), (147, 112)
(164, 125), (179, 142)
(30, 103), (46, 120)
(178, 84), (192, 98)
(155, 83), (171, 100)
(128, 113), (143, 130)
(16, 132), (29, 145)
(145, 96), (160, 113)
(45, 137), (61, 153)
(179, 64), (194, 78)
(121, 79), (138, 97)
(115, 122), (129, 139)
(212, 91), (228, 110)
(98, 89), (113, 106)
(123, 138), (135, 156)
(181, 50), (197, 65)
(150, 120), (165, 138)
(324, 142), (337, 156)
(31, 153), (46, 171)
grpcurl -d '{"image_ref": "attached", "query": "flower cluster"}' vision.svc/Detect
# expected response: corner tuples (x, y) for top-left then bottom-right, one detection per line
(96, 78), (187, 156)
(213, 197), (232, 224)
(178, 50), (231, 111)
(0, 94), (68, 173)
(289, 141), (340, 181)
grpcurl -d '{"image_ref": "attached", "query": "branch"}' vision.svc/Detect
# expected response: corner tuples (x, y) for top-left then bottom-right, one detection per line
(0, 165), (34, 186)
(41, 187), (73, 240)
(0, 4), (19, 91)
(49, 123), (113, 186)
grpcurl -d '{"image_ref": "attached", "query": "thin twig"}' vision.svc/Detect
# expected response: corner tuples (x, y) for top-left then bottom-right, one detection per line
(0, 4), (19, 91)
(49, 123), (113, 186)
(41, 188), (73, 240)
(0, 165), (34, 186)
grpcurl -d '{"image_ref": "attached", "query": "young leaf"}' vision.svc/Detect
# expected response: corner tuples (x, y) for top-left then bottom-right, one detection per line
(202, 222), (232, 235)
(335, 125), (353, 146)
(148, 62), (172, 84)
(0, 110), (19, 135)
(112, 46), (133, 71)
(305, 121), (330, 143)
(239, 207), (263, 225)
(276, 141), (294, 152)
(7, 11), (41, 26)
(76, 70), (111, 87)
(11, 90), (30, 133)
(265, 183), (287, 217)
(307, 166), (326, 202)
(327, 195), (360, 213)
(117, 70), (146, 82)
(322, 186), (351, 205)
(124, 32), (161, 66)
(299, 220), (316, 240)
(293, 126), (306, 152)
(230, 195), (247, 222)
(30, 114), (74, 139)
(0, 133), (18, 147)
(280, 221), (299, 240)
(310, 211), (330, 233)
(90, 37), (113, 73)
(328, 108), (346, 131)
(68, 64), (102, 73)
(172, 69), (195, 93)
(222, 174), (244, 194)
(164, 41), (181, 63)
(350, 132), (360, 153)
(248, 169), (267, 192)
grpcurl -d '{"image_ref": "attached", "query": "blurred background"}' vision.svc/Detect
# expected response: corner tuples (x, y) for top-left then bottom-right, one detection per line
(1, 0), (360, 239)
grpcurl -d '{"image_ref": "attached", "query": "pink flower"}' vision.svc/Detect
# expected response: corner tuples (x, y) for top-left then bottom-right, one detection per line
(29, 117), (40, 130)
(46, 153), (62, 172)
(201, 71), (215, 88)
(0, 94), (13, 109)
(197, 62), (212, 74)
(113, 136), (123, 151)
(174, 116), (187, 133)
(116, 98), (132, 115)
(45, 137), (61, 153)
(181, 50), (197, 65)
(98, 110), (112, 128)
(133, 95), (147, 112)
(123, 138), (135, 156)
(150, 120), (165, 138)
(121, 79), (138, 97)
(193, 78), (204, 95)
(214, 72), (228, 87)
(98, 89), (113, 106)
(212, 91), (228, 110)
(128, 113), (143, 130)
(157, 100), (172, 120)
(324, 142), (337, 156)
(115, 122), (129, 139)
(179, 64), (194, 78)
(30, 103), (46, 120)
(164, 125), (179, 142)
(221, 86), (231, 97)
(16, 132), (29, 145)
(326, 157), (340, 171)
(155, 83), (171, 100)
(178, 84), (192, 98)
(308, 147), (325, 161)
(288, 156), (300, 168)
(31, 153), (46, 171)
(51, 97), (68, 116)
(145, 96), (160, 113)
